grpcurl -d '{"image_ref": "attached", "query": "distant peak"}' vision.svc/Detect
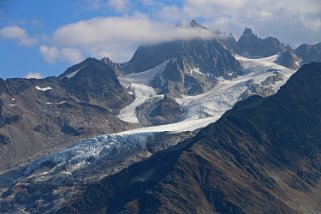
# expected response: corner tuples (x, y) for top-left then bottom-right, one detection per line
(101, 57), (112, 64)
(243, 27), (254, 35)
(190, 19), (207, 30)
(83, 57), (99, 64)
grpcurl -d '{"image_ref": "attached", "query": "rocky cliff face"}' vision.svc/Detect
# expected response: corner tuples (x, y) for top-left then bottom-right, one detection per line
(58, 62), (321, 213)
(0, 58), (134, 171)
(237, 27), (285, 58)
(60, 57), (132, 110)
(296, 42), (321, 64)
(136, 94), (183, 126)
(276, 49), (300, 69)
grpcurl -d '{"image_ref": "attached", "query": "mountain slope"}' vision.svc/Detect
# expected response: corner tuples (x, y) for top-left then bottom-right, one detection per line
(0, 58), (134, 171)
(61, 62), (321, 213)
(60, 57), (132, 110)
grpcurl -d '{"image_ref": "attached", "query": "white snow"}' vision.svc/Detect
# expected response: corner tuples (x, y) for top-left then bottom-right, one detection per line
(174, 55), (296, 121)
(35, 86), (52, 91)
(120, 60), (170, 86)
(56, 101), (67, 105)
(190, 67), (202, 75)
(46, 101), (67, 105)
(61, 66), (86, 79)
(117, 83), (157, 123)
(117, 60), (169, 123)
(118, 54), (296, 127)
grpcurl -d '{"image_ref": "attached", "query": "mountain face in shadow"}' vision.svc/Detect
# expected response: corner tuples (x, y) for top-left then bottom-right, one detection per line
(237, 27), (285, 58)
(296, 42), (321, 65)
(59, 62), (321, 213)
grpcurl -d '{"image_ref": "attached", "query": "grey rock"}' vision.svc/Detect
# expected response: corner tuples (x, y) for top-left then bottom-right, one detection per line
(276, 49), (300, 69)
(238, 27), (285, 58)
(295, 42), (321, 64)
(137, 94), (183, 125)
(261, 72), (285, 86)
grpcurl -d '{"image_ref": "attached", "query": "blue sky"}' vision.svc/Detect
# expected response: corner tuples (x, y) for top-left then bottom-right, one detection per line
(1, 0), (321, 79)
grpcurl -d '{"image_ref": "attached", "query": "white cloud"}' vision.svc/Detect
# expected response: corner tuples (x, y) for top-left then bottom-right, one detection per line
(0, 25), (37, 46)
(60, 47), (83, 63)
(155, 0), (321, 45)
(184, 0), (246, 11)
(108, 0), (130, 12)
(39, 46), (60, 63)
(24, 72), (42, 79)
(51, 15), (215, 62)
(300, 17), (321, 31)
(39, 45), (83, 64)
(13, 0), (320, 66)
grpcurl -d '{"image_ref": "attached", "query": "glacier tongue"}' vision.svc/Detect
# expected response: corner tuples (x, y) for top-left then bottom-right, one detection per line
(18, 132), (161, 181)
(0, 130), (191, 212)
(117, 60), (169, 123)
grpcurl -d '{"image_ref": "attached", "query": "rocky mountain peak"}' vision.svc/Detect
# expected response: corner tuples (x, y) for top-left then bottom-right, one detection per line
(243, 27), (254, 35)
(101, 56), (120, 74)
(190, 19), (207, 29)
(59, 58), (133, 110)
(237, 27), (285, 58)
(101, 56), (112, 64)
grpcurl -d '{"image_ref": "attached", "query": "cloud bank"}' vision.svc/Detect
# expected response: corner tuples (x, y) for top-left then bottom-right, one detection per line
(39, 45), (83, 64)
(1, 0), (321, 66)
(48, 0), (321, 63)
(51, 15), (214, 62)
(24, 72), (42, 79)
(0, 25), (37, 46)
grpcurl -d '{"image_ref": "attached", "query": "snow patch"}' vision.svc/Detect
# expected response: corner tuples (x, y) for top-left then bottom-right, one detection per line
(190, 67), (202, 75)
(56, 101), (67, 105)
(46, 101), (67, 105)
(119, 60), (170, 86)
(61, 66), (86, 79)
(35, 86), (52, 91)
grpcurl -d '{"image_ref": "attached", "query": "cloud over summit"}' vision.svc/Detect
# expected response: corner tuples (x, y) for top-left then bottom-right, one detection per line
(51, 16), (215, 61)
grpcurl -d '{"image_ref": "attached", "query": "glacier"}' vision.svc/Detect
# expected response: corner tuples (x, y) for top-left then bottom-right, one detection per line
(0, 54), (298, 212)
